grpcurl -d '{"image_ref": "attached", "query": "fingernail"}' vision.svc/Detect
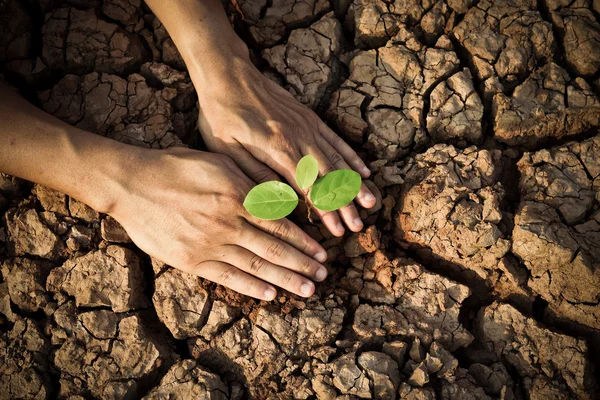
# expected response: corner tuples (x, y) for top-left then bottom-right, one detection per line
(336, 222), (344, 235)
(364, 192), (375, 202)
(353, 218), (364, 230)
(361, 166), (371, 176)
(264, 288), (277, 300)
(316, 267), (327, 281)
(315, 252), (327, 263)
(300, 282), (314, 296)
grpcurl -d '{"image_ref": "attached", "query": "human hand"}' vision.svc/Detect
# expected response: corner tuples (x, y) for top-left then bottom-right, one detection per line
(109, 147), (328, 300)
(192, 58), (377, 237)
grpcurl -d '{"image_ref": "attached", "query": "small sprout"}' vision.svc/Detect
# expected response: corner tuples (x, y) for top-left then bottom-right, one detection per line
(295, 155), (319, 190)
(243, 157), (362, 220)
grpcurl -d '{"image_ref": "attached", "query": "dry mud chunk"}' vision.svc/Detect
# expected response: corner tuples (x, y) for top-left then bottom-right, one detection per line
(143, 359), (228, 399)
(40, 72), (183, 148)
(394, 145), (526, 299)
(109, 73), (183, 148)
(41, 6), (147, 75)
(475, 301), (596, 398)
(451, 0), (555, 100)
(512, 135), (600, 332)
(0, 173), (21, 196)
(199, 300), (240, 339)
(190, 317), (287, 397)
(493, 63), (600, 148)
(328, 352), (376, 397)
(263, 13), (343, 109)
(346, 0), (452, 48)
(5, 207), (63, 259)
(152, 268), (211, 340)
(427, 68), (483, 145)
(326, 87), (368, 143)
(32, 184), (69, 216)
(140, 62), (196, 112)
(39, 73), (127, 133)
(349, 251), (473, 351)
(69, 197), (100, 223)
(102, 0), (143, 32)
(344, 225), (381, 257)
(545, 0), (600, 78)
(469, 362), (515, 397)
(47, 245), (148, 312)
(0, 318), (51, 400)
(398, 384), (436, 399)
(240, 0), (330, 47)
(101, 215), (131, 243)
(0, 0), (33, 62)
(53, 307), (176, 399)
(328, 32), (473, 158)
(2, 258), (52, 313)
(143, 18), (186, 69)
(439, 368), (492, 399)
(253, 299), (345, 357)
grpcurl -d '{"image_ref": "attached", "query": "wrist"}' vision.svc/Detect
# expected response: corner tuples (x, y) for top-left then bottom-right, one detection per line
(64, 131), (145, 216)
(183, 40), (253, 92)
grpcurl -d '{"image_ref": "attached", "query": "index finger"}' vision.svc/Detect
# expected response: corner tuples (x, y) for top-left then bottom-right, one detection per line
(246, 216), (328, 263)
(237, 223), (328, 282)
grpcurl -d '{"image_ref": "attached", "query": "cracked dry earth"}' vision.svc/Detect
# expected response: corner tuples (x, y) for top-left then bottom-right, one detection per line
(1, 0), (600, 399)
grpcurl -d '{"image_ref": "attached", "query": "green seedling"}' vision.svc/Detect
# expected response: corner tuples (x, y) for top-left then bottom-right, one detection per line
(243, 155), (362, 220)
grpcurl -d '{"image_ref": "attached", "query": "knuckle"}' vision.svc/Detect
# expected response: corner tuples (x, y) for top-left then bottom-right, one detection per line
(265, 240), (285, 259)
(249, 255), (266, 274)
(327, 150), (344, 166)
(218, 266), (238, 285)
(252, 169), (275, 183)
(280, 272), (295, 288)
(271, 221), (291, 240)
(300, 258), (316, 275)
(322, 160), (336, 174)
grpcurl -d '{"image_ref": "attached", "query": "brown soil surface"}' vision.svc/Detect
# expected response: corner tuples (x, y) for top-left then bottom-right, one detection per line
(1, 0), (600, 398)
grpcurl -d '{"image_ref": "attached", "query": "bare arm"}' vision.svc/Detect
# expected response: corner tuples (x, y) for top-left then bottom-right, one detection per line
(0, 84), (129, 214)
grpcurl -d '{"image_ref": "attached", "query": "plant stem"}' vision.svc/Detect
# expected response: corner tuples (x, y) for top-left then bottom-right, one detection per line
(302, 189), (315, 223)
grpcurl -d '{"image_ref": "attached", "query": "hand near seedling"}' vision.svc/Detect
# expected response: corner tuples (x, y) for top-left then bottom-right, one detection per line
(244, 155), (362, 221)
(111, 148), (329, 301)
(143, 0), (376, 236)
(196, 68), (377, 235)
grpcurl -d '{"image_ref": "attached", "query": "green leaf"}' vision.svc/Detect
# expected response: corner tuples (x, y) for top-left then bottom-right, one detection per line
(243, 181), (298, 220)
(310, 170), (362, 212)
(295, 155), (319, 190)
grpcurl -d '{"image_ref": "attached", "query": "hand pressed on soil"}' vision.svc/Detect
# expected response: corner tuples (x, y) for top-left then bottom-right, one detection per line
(143, 0), (377, 237)
(111, 148), (329, 300)
(195, 60), (377, 236)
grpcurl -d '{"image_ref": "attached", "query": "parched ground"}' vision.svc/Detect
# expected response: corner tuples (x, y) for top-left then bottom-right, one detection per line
(1, 0), (600, 398)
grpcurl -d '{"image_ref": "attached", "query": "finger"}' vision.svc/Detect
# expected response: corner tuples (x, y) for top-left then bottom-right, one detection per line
(319, 122), (371, 178)
(191, 260), (277, 301)
(246, 216), (328, 263)
(218, 246), (318, 297)
(230, 148), (281, 184)
(238, 223), (328, 281)
(313, 136), (376, 210)
(303, 141), (364, 232)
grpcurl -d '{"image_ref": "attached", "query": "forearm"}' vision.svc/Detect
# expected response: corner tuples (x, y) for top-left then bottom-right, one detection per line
(144, 0), (251, 87)
(0, 85), (136, 214)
